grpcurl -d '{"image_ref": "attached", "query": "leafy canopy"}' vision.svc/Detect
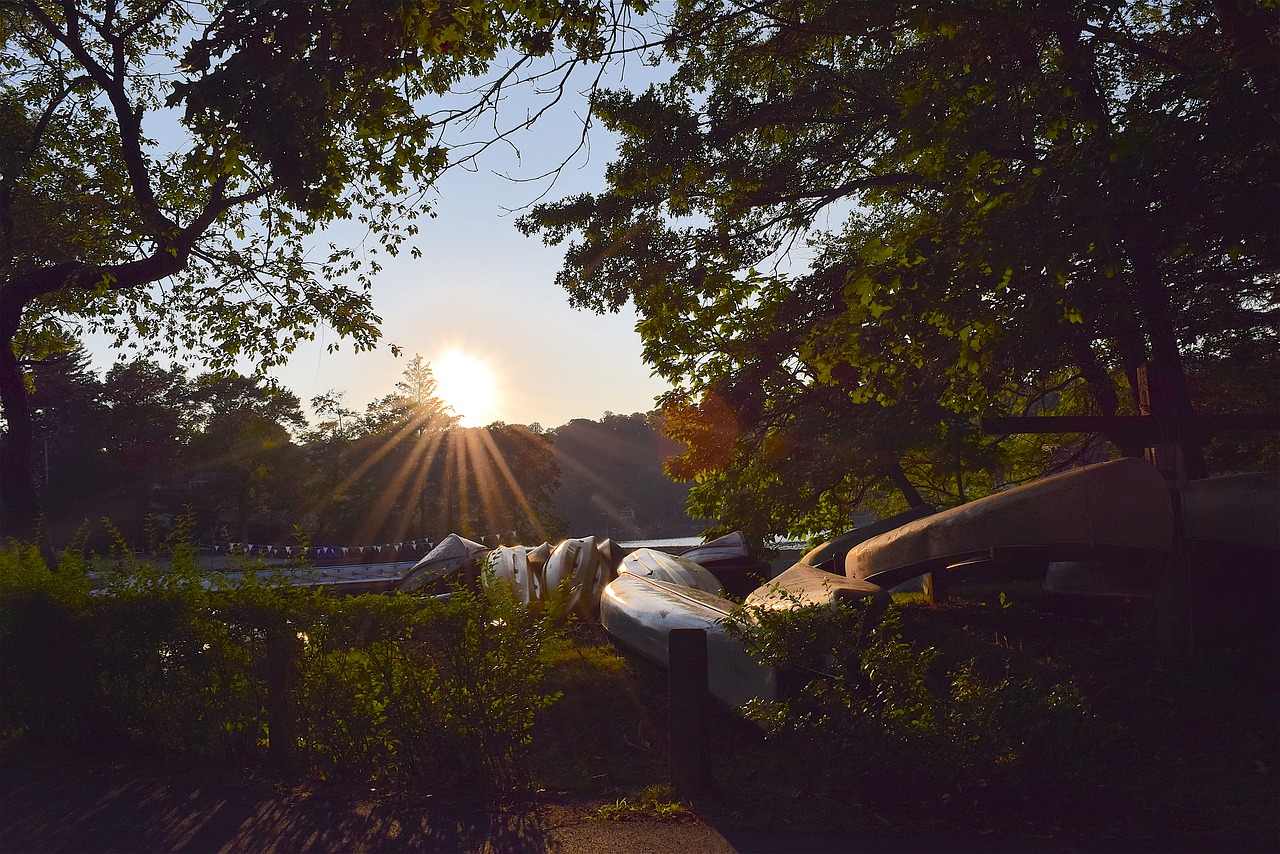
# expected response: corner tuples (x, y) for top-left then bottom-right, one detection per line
(521, 0), (1280, 539)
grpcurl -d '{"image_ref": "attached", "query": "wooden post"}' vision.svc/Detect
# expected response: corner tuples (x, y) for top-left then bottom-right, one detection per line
(922, 572), (947, 605)
(1158, 484), (1195, 657)
(668, 628), (710, 796)
(265, 630), (301, 772)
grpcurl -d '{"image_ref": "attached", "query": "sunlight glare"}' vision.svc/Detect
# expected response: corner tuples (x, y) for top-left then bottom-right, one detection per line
(434, 351), (497, 426)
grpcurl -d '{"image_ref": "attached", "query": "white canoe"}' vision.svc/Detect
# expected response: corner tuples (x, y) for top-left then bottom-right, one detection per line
(620, 548), (725, 595)
(544, 536), (607, 617)
(397, 533), (489, 592)
(527, 541), (552, 576)
(600, 572), (776, 708)
(746, 562), (889, 615)
(681, 531), (749, 566)
(485, 545), (541, 605)
(846, 457), (1174, 589)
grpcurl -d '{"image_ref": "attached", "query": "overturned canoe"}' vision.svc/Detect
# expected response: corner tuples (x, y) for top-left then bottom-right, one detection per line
(681, 531), (770, 598)
(398, 534), (489, 593)
(681, 531), (749, 566)
(544, 536), (608, 617)
(600, 572), (776, 707)
(1183, 470), (1280, 553)
(746, 563), (889, 620)
(620, 548), (725, 595)
(846, 457), (1174, 590)
(485, 545), (541, 605)
(800, 505), (937, 572)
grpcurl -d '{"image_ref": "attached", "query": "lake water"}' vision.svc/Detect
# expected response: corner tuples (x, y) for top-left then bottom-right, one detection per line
(618, 536), (808, 551)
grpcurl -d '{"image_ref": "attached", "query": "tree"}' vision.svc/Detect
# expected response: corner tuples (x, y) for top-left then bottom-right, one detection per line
(0, 0), (649, 543)
(297, 357), (563, 545)
(522, 1), (1279, 539)
(183, 372), (308, 543)
(17, 339), (107, 539)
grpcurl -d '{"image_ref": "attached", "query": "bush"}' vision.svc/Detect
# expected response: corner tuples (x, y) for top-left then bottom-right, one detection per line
(0, 534), (565, 794)
(723, 600), (1097, 802)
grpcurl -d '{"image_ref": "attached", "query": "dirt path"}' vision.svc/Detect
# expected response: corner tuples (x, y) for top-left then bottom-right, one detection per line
(0, 761), (744, 853)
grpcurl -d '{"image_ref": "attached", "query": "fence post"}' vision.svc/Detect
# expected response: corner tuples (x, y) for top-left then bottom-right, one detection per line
(668, 628), (710, 797)
(265, 629), (300, 772)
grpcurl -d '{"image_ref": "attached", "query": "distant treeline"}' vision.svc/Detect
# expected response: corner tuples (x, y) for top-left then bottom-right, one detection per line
(3, 346), (702, 552)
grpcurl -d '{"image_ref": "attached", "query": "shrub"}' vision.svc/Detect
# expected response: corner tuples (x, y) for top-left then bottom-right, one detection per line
(723, 601), (1096, 801)
(0, 533), (565, 795)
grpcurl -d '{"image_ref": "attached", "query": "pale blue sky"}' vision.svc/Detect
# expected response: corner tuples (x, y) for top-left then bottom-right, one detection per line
(272, 145), (671, 430)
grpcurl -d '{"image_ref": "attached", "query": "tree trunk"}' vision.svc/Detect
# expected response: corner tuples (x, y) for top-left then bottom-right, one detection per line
(1068, 335), (1120, 417)
(1058, 22), (1206, 477)
(0, 326), (56, 564)
(884, 460), (928, 508)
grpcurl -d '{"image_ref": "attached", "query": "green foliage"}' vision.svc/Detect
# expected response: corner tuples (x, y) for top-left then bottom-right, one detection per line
(0, 536), (566, 794)
(724, 603), (1096, 797)
(522, 1), (1280, 538)
(1, 0), (646, 539)
(589, 785), (691, 821)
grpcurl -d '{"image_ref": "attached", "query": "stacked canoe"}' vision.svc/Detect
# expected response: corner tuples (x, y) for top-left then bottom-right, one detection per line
(396, 532), (614, 618)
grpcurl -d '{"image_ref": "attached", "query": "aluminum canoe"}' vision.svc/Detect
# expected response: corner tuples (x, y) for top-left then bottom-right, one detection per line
(485, 545), (541, 605)
(397, 533), (489, 593)
(620, 548), (724, 595)
(544, 536), (608, 617)
(845, 458), (1174, 589)
(600, 572), (776, 708)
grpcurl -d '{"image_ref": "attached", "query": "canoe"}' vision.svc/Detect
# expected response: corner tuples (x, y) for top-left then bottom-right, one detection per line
(620, 548), (725, 595)
(746, 562), (889, 620)
(679, 531), (771, 598)
(527, 541), (552, 578)
(544, 536), (607, 617)
(681, 531), (749, 565)
(846, 457), (1174, 589)
(600, 572), (777, 707)
(485, 545), (541, 605)
(800, 506), (937, 572)
(1183, 470), (1280, 553)
(596, 537), (622, 572)
(397, 533), (489, 593)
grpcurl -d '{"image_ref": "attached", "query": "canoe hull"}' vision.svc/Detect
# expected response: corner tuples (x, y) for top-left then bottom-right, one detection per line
(601, 573), (776, 707)
(620, 548), (725, 595)
(747, 563), (888, 616)
(846, 458), (1173, 589)
(398, 534), (489, 593)
(486, 545), (541, 605)
(545, 536), (607, 617)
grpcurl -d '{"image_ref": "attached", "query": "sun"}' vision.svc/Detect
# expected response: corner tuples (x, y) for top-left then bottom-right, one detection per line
(433, 351), (496, 427)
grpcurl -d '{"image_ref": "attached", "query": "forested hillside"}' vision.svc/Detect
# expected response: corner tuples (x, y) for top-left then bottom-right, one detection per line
(549, 412), (704, 540)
